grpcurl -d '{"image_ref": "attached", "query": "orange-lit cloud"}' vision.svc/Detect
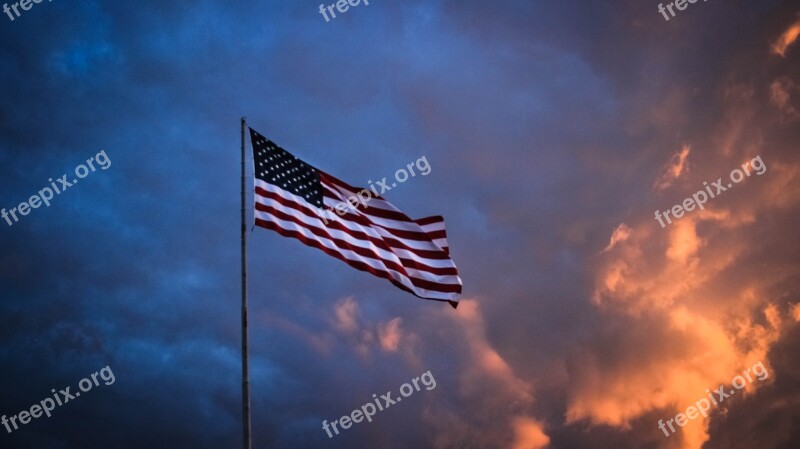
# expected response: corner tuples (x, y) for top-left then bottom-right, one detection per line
(575, 136), (800, 448)
(579, 216), (787, 448)
(333, 296), (359, 333)
(603, 223), (632, 252)
(760, 160), (800, 207)
(450, 300), (533, 401)
(411, 299), (546, 448)
(330, 297), (410, 356)
(511, 417), (550, 449)
(654, 145), (691, 191)
(378, 317), (403, 352)
(769, 77), (799, 121)
(772, 19), (800, 57)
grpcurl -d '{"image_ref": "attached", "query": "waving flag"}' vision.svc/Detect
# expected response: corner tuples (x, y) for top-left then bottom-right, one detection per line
(249, 127), (462, 306)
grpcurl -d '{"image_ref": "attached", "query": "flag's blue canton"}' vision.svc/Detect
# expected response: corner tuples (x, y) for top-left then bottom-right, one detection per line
(250, 128), (324, 208)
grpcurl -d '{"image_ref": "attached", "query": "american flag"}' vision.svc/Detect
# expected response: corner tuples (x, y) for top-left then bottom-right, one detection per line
(249, 128), (462, 306)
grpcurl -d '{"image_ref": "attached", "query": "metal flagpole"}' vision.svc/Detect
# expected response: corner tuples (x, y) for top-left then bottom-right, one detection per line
(241, 117), (252, 449)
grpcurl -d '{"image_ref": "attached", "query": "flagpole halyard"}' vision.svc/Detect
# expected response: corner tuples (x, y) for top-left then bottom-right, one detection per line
(241, 116), (252, 449)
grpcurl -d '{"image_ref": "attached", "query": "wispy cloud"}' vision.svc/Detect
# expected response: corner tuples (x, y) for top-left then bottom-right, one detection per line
(772, 18), (800, 57)
(654, 145), (691, 191)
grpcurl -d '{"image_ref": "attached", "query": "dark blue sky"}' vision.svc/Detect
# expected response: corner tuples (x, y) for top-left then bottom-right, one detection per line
(2, 1), (800, 448)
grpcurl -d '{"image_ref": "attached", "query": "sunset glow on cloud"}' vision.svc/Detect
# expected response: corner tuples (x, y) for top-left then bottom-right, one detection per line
(772, 18), (800, 56)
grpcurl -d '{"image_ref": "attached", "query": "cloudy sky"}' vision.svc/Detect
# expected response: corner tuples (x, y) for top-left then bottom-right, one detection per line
(1, 1), (799, 448)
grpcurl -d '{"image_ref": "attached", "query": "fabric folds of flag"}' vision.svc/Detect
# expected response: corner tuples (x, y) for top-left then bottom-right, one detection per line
(249, 128), (462, 307)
